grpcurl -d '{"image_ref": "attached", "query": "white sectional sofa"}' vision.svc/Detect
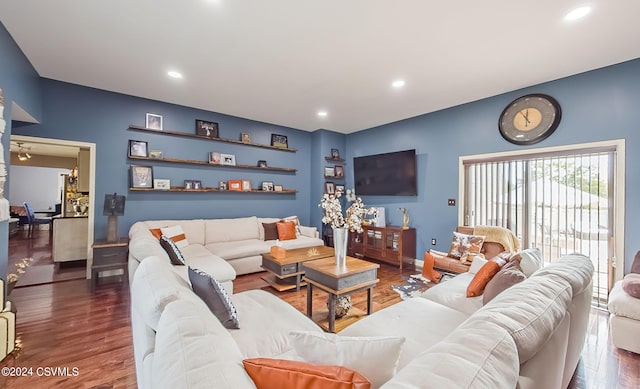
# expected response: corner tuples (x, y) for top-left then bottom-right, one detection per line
(128, 216), (324, 292)
(130, 251), (594, 389)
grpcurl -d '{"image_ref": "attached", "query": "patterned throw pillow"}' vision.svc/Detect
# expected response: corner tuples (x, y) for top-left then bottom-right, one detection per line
(188, 267), (239, 329)
(448, 232), (486, 264)
(159, 235), (186, 265)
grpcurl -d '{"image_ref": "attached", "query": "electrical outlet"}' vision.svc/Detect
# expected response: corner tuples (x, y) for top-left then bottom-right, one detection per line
(431, 238), (436, 245)
(447, 199), (456, 206)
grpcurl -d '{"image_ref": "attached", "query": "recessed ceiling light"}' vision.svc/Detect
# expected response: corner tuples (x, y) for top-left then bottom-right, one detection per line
(565, 5), (592, 21)
(317, 110), (328, 118)
(167, 70), (183, 79)
(392, 79), (406, 88)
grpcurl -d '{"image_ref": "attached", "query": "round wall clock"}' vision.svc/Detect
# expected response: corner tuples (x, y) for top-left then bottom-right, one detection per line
(498, 94), (561, 145)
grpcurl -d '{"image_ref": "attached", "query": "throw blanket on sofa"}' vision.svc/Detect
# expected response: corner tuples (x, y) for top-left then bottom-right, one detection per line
(474, 226), (520, 252)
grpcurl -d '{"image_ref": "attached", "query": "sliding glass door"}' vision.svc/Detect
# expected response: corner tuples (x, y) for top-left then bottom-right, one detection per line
(461, 143), (622, 307)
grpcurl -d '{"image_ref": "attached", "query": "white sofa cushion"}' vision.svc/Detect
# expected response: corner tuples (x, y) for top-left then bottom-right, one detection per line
(340, 297), (468, 369)
(609, 280), (640, 320)
(518, 248), (544, 277)
(205, 217), (260, 244)
(380, 320), (519, 389)
(290, 331), (405, 389)
(143, 219), (206, 245)
(130, 255), (201, 331)
(206, 239), (271, 260)
(268, 236), (325, 250)
(419, 272), (483, 315)
(151, 299), (255, 389)
(228, 290), (322, 358)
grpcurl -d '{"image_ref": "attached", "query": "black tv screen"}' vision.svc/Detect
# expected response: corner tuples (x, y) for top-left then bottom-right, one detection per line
(354, 149), (417, 196)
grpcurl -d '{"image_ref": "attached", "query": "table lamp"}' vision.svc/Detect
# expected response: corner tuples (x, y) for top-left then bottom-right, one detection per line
(103, 193), (126, 243)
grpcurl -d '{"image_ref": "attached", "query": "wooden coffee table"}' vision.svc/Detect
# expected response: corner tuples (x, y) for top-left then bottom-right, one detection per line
(302, 256), (379, 333)
(261, 246), (334, 291)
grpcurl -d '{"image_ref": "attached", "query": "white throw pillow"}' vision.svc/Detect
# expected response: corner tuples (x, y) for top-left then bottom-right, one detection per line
(289, 330), (405, 389)
(519, 248), (544, 277)
(468, 255), (488, 274)
(161, 225), (189, 249)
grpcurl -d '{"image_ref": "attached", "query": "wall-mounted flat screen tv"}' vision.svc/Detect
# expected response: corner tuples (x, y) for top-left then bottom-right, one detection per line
(354, 149), (417, 196)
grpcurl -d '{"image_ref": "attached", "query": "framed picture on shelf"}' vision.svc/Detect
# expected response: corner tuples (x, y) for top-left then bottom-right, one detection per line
(274, 184), (283, 192)
(324, 166), (335, 177)
(153, 179), (170, 190)
(218, 181), (227, 190)
(335, 184), (345, 194)
(242, 179), (251, 191)
(129, 140), (148, 157)
(334, 165), (344, 178)
(193, 180), (202, 189)
(209, 152), (221, 164)
(325, 182), (335, 194)
(130, 165), (154, 188)
(261, 181), (274, 191)
(149, 150), (163, 159)
(184, 180), (194, 190)
(241, 132), (251, 143)
(221, 153), (236, 166)
(228, 180), (242, 191)
(270, 133), (288, 148)
(146, 113), (163, 130)
(257, 160), (267, 168)
(331, 148), (340, 159)
(195, 119), (219, 138)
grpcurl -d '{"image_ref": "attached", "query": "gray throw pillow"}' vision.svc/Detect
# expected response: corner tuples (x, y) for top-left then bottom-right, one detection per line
(483, 259), (526, 304)
(159, 235), (186, 265)
(622, 273), (640, 299)
(188, 267), (239, 329)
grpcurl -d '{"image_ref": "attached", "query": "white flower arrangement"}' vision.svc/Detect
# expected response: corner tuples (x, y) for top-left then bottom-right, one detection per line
(318, 188), (377, 233)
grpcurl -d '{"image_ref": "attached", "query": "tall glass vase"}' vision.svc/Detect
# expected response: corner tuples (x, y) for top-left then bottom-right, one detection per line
(333, 227), (348, 269)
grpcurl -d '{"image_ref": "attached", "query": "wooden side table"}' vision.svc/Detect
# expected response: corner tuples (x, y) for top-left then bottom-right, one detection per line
(91, 237), (129, 292)
(302, 256), (379, 333)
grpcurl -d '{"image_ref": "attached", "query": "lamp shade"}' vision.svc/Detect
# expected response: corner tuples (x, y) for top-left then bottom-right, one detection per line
(103, 193), (126, 216)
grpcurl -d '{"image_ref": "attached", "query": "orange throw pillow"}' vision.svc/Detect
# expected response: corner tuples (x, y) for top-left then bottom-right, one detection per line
(276, 221), (297, 241)
(466, 253), (510, 297)
(422, 252), (442, 283)
(149, 228), (162, 239)
(243, 358), (371, 389)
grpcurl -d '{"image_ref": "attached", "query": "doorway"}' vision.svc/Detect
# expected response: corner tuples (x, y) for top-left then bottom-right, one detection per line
(8, 135), (96, 287)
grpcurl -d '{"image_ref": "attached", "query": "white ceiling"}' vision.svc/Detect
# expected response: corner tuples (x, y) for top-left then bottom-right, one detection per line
(1, 1), (639, 134)
(10, 140), (79, 158)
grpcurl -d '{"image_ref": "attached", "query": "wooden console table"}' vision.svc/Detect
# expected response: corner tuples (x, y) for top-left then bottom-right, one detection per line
(348, 225), (416, 269)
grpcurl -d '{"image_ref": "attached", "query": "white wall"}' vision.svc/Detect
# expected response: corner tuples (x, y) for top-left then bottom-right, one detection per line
(9, 165), (70, 211)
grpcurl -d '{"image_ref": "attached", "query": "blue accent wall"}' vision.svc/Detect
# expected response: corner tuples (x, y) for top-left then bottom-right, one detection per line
(310, 130), (346, 234)
(347, 58), (640, 273)
(0, 22), (42, 281)
(13, 79), (314, 239)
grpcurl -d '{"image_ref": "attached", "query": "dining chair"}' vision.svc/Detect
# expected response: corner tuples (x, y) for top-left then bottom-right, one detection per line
(23, 202), (53, 238)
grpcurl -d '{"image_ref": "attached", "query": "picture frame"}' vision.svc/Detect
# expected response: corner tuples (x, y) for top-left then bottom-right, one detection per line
(130, 165), (154, 188)
(209, 152), (221, 165)
(335, 184), (345, 194)
(228, 179), (242, 191)
(261, 181), (274, 191)
(195, 119), (219, 138)
(149, 150), (163, 159)
(184, 180), (194, 190)
(218, 181), (227, 191)
(242, 179), (252, 191)
(274, 184), (283, 192)
(153, 179), (170, 190)
(128, 140), (148, 157)
(334, 165), (344, 178)
(146, 113), (163, 130)
(193, 180), (202, 189)
(270, 133), (288, 149)
(325, 182), (335, 194)
(221, 153), (236, 166)
(324, 166), (335, 177)
(331, 148), (340, 159)
(241, 132), (251, 143)
(257, 160), (267, 168)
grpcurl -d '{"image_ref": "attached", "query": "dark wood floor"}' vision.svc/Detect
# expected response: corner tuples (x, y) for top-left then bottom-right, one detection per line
(2, 230), (639, 388)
